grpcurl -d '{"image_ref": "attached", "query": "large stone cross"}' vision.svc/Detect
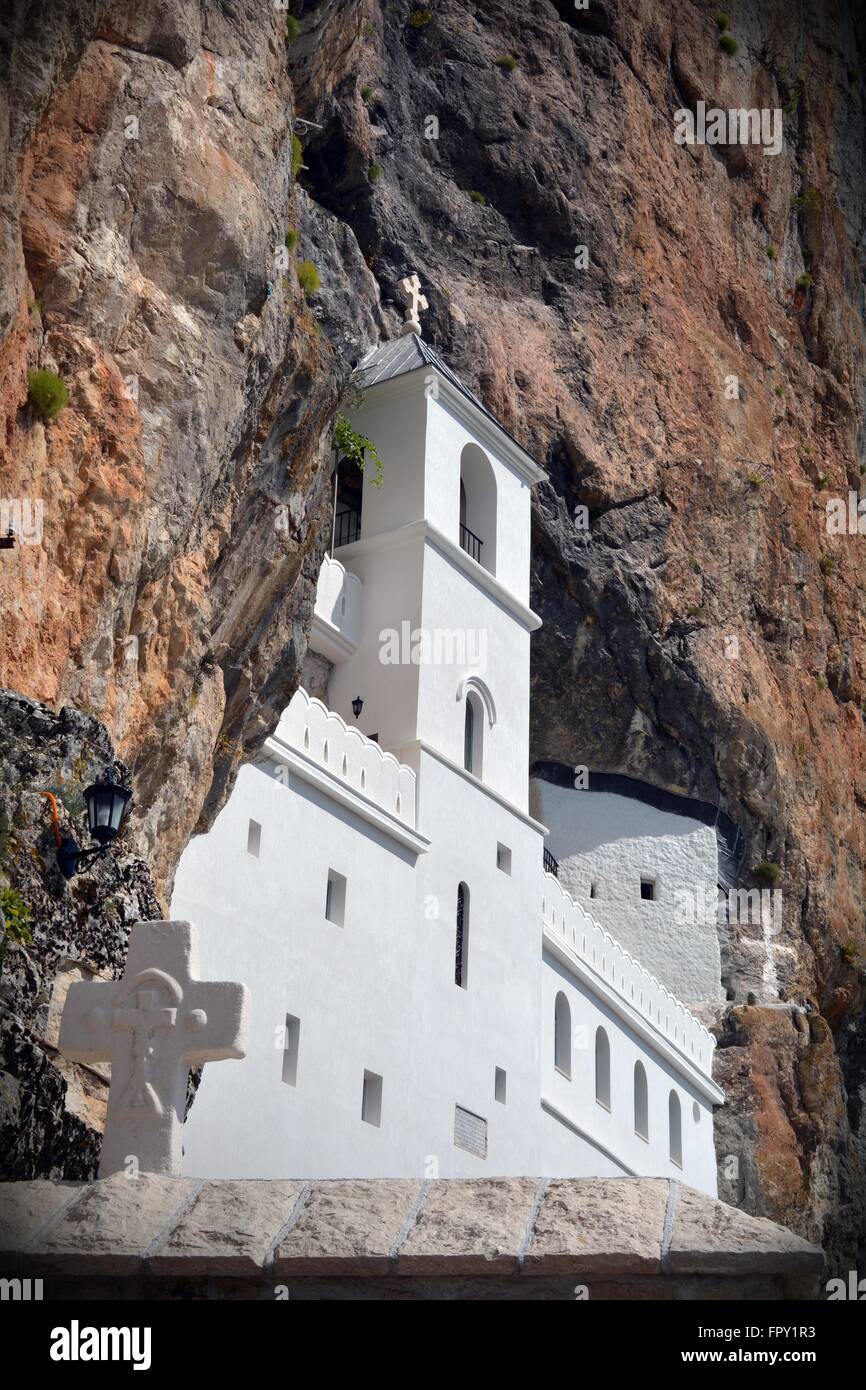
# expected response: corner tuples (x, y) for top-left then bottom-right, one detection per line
(59, 920), (250, 1178)
(398, 273), (428, 336)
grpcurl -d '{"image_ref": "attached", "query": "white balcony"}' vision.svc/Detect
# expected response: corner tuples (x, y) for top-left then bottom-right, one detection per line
(309, 553), (363, 663)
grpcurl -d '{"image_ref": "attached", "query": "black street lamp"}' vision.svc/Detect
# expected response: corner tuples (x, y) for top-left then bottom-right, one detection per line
(351, 696), (364, 719)
(55, 777), (132, 879)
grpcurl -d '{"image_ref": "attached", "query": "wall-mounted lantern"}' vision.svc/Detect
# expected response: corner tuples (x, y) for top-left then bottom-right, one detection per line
(41, 777), (132, 879)
(351, 696), (364, 720)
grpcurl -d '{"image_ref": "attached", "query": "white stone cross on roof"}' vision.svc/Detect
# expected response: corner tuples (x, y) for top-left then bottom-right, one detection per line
(59, 920), (250, 1177)
(398, 273), (428, 337)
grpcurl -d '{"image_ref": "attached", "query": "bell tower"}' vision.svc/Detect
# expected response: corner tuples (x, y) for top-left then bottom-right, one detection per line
(323, 331), (545, 814)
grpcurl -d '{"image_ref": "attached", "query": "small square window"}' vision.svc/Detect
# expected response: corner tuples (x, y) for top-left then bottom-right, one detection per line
(640, 879), (655, 901)
(325, 869), (347, 925)
(494, 1067), (507, 1104)
(496, 843), (512, 875)
(247, 819), (261, 858)
(361, 1070), (382, 1127)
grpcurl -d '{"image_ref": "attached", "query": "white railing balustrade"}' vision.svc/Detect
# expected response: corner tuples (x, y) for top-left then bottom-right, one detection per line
(276, 688), (417, 828)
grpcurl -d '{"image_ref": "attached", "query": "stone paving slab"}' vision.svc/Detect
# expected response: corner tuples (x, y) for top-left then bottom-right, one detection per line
(523, 1178), (670, 1274)
(149, 1179), (304, 1276)
(27, 1173), (195, 1276)
(666, 1183), (823, 1275)
(274, 1179), (422, 1275)
(398, 1178), (539, 1275)
(0, 1180), (86, 1255)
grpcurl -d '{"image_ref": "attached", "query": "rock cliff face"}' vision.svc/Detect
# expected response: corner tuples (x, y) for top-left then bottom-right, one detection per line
(1, 0), (865, 1270)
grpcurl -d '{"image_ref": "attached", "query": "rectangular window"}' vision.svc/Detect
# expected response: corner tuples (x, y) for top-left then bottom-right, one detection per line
(361, 1070), (382, 1127)
(325, 869), (347, 926)
(247, 819), (261, 858)
(281, 1014), (300, 1086)
(496, 843), (512, 875)
(494, 1067), (507, 1105)
(640, 879), (655, 901)
(454, 1104), (487, 1158)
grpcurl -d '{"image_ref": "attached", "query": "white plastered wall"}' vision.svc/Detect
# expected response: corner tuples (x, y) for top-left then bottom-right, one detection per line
(530, 781), (724, 1007)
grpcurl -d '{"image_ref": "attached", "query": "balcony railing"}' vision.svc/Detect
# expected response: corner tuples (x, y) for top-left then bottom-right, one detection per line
(334, 506), (361, 548)
(459, 523), (483, 563)
(543, 847), (559, 878)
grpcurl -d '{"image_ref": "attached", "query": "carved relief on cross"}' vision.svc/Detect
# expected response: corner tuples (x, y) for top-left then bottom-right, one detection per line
(59, 920), (250, 1177)
(398, 273), (428, 337)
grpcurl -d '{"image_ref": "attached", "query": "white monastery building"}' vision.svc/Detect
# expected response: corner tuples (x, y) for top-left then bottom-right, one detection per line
(171, 328), (726, 1194)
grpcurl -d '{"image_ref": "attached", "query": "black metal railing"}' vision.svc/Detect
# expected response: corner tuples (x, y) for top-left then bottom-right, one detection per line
(543, 847), (559, 878)
(459, 523), (483, 563)
(334, 506), (361, 548)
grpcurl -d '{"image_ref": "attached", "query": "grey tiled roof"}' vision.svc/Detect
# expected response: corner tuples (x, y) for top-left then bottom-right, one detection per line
(353, 335), (542, 474)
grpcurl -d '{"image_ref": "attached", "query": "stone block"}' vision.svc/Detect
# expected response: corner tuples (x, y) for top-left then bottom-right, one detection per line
(150, 1179), (303, 1276)
(398, 1178), (540, 1275)
(523, 1178), (669, 1274)
(273, 1179), (422, 1275)
(666, 1184), (824, 1276)
(29, 1173), (194, 1275)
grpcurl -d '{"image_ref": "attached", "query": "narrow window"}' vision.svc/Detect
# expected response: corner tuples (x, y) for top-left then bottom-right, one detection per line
(669, 1090), (683, 1167)
(325, 869), (347, 926)
(247, 819), (261, 858)
(589, 882), (597, 899)
(454, 1104), (487, 1157)
(634, 1061), (648, 1140)
(554, 992), (571, 1078)
(494, 1067), (507, 1104)
(595, 1027), (611, 1109)
(496, 843), (512, 875)
(281, 1014), (300, 1086)
(362, 1070), (382, 1127)
(640, 878), (655, 901)
(455, 882), (469, 987)
(463, 695), (475, 772)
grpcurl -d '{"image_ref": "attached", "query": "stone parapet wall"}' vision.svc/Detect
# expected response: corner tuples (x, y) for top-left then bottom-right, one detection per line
(0, 1174), (823, 1301)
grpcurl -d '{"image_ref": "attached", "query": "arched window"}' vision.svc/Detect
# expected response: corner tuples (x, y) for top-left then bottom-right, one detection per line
(455, 882), (469, 988)
(463, 691), (483, 774)
(554, 992), (571, 1077)
(595, 1027), (611, 1108)
(459, 443), (497, 575)
(669, 1090), (682, 1167)
(634, 1061), (648, 1140)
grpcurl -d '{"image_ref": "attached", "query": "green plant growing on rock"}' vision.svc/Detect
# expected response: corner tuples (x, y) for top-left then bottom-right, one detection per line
(713, 11), (730, 29)
(792, 186), (822, 213)
(0, 886), (32, 946)
(286, 14), (300, 42)
(747, 472), (764, 489)
(819, 554), (837, 575)
(753, 861), (780, 887)
(291, 134), (303, 177)
(333, 414), (384, 486)
(494, 54), (518, 71)
(816, 673), (828, 689)
(815, 471), (832, 489)
(28, 298), (42, 320)
(796, 272), (814, 290)
(719, 33), (738, 56)
(296, 260), (320, 296)
(406, 8), (433, 25)
(766, 244), (778, 260)
(840, 941), (857, 965)
(361, 84), (373, 102)
(686, 605), (706, 619)
(469, 190), (486, 205)
(285, 228), (298, 253)
(27, 369), (68, 421)
(368, 161), (382, 182)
